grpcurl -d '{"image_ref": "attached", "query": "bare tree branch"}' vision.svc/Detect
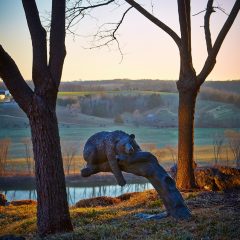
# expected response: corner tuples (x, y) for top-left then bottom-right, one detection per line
(22, 0), (48, 90)
(214, 6), (229, 16)
(198, 0), (240, 85)
(193, 6), (228, 17)
(192, 9), (207, 17)
(177, 0), (193, 69)
(0, 45), (33, 113)
(204, 0), (214, 54)
(124, 0), (181, 48)
(66, 0), (115, 30)
(89, 6), (132, 62)
(49, 0), (66, 90)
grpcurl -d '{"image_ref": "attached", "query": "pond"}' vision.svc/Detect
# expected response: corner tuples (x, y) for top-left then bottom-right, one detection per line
(1, 182), (154, 205)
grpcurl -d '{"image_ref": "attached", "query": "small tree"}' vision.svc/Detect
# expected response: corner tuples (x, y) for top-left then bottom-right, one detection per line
(0, 138), (11, 175)
(225, 130), (240, 167)
(212, 133), (224, 166)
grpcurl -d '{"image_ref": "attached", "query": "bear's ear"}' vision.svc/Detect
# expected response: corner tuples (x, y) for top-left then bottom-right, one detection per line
(130, 134), (135, 139)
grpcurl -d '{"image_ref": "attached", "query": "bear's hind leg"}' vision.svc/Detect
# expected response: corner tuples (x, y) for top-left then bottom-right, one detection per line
(82, 147), (98, 177)
(81, 166), (95, 177)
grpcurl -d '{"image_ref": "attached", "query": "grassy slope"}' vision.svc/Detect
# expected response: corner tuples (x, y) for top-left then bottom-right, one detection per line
(0, 190), (239, 239)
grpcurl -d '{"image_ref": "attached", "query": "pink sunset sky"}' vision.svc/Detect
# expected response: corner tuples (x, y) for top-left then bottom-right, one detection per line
(0, 0), (239, 82)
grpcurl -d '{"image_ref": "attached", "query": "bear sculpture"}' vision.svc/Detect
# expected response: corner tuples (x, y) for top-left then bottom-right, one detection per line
(81, 130), (141, 186)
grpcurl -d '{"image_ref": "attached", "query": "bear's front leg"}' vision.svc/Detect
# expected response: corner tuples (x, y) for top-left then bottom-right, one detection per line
(107, 151), (126, 186)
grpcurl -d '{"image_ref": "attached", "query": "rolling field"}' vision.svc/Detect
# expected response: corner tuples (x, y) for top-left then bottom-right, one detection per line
(0, 91), (239, 164)
(0, 116), (235, 159)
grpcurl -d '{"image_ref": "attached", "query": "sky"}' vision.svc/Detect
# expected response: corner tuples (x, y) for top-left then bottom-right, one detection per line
(0, 0), (239, 82)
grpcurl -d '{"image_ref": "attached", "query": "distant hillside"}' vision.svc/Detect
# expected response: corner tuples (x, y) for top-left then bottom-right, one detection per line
(203, 80), (240, 94)
(56, 91), (240, 128)
(1, 79), (240, 111)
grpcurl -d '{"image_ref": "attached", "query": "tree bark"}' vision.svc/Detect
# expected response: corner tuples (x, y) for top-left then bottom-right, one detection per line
(176, 75), (198, 190)
(29, 95), (73, 235)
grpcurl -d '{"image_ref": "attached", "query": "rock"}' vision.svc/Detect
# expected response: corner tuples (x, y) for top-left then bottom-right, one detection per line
(214, 171), (240, 191)
(217, 166), (240, 176)
(195, 168), (218, 191)
(195, 167), (240, 191)
(0, 193), (7, 206)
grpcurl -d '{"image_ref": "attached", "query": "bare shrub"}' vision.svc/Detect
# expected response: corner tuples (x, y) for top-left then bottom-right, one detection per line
(225, 130), (240, 167)
(166, 145), (177, 165)
(21, 137), (34, 175)
(0, 138), (11, 175)
(212, 133), (224, 166)
(62, 141), (78, 175)
(141, 143), (157, 152)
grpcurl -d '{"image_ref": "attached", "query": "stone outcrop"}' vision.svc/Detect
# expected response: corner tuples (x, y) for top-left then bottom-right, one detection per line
(195, 166), (240, 191)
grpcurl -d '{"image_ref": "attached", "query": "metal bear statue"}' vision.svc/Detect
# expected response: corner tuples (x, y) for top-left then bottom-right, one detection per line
(81, 130), (141, 186)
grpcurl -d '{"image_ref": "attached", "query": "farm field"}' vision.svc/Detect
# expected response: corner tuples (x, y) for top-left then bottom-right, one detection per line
(0, 113), (237, 160)
(0, 91), (239, 161)
(0, 90), (239, 177)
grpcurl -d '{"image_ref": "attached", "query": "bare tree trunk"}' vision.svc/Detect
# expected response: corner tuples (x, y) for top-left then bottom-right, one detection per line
(176, 77), (198, 189)
(29, 97), (72, 235)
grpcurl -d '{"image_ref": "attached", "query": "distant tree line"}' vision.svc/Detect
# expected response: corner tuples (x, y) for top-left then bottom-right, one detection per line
(57, 79), (178, 92)
(199, 87), (240, 108)
(58, 93), (163, 118)
(2, 79), (240, 97)
(204, 80), (240, 95)
(57, 79), (240, 94)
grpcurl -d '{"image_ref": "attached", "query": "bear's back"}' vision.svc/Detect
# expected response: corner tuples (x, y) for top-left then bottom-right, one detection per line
(83, 130), (130, 159)
(86, 130), (128, 144)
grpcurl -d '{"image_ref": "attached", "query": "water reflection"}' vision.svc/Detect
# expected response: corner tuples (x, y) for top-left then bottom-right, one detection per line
(2, 183), (153, 205)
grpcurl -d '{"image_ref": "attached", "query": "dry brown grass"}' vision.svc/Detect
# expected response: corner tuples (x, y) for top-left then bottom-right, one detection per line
(1, 189), (240, 239)
(1, 144), (237, 177)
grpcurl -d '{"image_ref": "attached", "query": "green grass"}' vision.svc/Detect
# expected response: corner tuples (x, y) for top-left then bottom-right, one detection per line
(0, 124), (237, 160)
(1, 190), (239, 239)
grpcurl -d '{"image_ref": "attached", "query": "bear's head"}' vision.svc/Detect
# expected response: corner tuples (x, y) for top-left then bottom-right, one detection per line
(115, 134), (140, 155)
